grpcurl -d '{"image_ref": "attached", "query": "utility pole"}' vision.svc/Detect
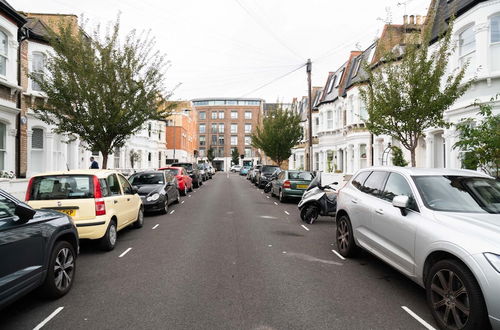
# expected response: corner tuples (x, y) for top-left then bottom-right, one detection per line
(306, 58), (313, 172)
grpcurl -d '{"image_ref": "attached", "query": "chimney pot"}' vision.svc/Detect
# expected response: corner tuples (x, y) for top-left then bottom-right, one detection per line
(403, 15), (408, 25)
(409, 15), (415, 24)
(416, 15), (422, 25)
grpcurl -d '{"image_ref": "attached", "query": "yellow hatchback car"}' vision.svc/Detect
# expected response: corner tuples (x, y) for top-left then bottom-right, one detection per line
(25, 170), (144, 251)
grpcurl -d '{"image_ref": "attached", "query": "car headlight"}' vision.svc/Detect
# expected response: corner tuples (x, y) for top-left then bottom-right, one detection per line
(146, 193), (160, 202)
(484, 253), (500, 273)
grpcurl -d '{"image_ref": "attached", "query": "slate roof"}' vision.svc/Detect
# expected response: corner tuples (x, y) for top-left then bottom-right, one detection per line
(317, 62), (347, 106)
(0, 0), (26, 26)
(429, 0), (488, 43)
(25, 17), (50, 42)
(344, 42), (377, 90)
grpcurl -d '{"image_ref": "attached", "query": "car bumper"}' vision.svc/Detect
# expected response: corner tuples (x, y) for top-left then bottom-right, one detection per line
(140, 196), (167, 212)
(283, 188), (306, 197)
(74, 216), (109, 240)
(472, 254), (500, 329)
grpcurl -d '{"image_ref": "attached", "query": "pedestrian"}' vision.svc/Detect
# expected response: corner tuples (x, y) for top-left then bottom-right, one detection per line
(90, 156), (99, 169)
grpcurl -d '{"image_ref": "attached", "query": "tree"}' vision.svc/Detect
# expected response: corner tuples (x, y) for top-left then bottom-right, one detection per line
(129, 149), (141, 169)
(391, 146), (409, 167)
(251, 106), (302, 167)
(207, 147), (215, 163)
(231, 148), (240, 165)
(359, 19), (473, 167)
(454, 97), (500, 178)
(29, 18), (173, 168)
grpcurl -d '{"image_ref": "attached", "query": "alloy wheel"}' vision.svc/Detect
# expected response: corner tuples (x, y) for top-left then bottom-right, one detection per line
(54, 247), (74, 291)
(430, 269), (470, 329)
(109, 223), (117, 246)
(337, 219), (350, 253)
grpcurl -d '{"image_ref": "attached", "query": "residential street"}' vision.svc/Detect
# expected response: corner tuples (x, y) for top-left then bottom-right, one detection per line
(1, 173), (438, 330)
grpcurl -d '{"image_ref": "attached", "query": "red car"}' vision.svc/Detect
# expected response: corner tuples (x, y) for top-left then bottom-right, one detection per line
(160, 166), (193, 196)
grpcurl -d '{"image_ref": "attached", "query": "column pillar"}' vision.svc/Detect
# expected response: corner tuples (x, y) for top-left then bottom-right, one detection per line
(26, 130), (33, 177)
(425, 134), (434, 168)
(45, 133), (54, 172)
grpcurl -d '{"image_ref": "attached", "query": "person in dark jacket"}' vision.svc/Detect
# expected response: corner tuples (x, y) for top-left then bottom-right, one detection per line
(90, 157), (99, 169)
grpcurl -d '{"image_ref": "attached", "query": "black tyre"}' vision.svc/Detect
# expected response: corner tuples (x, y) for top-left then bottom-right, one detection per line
(174, 191), (180, 204)
(279, 190), (287, 203)
(133, 208), (144, 228)
(426, 259), (489, 330)
(99, 220), (117, 251)
(40, 241), (76, 298)
(161, 198), (169, 214)
(181, 186), (187, 196)
(336, 215), (357, 257)
(194, 180), (200, 188)
(303, 204), (319, 224)
(271, 187), (276, 197)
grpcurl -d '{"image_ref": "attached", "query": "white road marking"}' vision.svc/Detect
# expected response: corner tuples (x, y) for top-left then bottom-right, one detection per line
(33, 306), (64, 330)
(152, 224), (159, 229)
(284, 211), (290, 215)
(301, 225), (310, 231)
(170, 210), (175, 214)
(181, 200), (185, 204)
(260, 215), (277, 219)
(227, 174), (229, 178)
(282, 251), (287, 254)
(266, 196), (270, 199)
(401, 306), (436, 330)
(119, 248), (132, 258)
(261, 192), (263, 194)
(268, 245), (272, 247)
(331, 249), (346, 261)
(273, 202), (278, 205)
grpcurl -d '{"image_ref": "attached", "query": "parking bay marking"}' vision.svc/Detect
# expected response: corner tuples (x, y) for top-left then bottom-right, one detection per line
(33, 306), (64, 330)
(331, 249), (346, 261)
(152, 224), (159, 229)
(401, 306), (436, 330)
(119, 248), (132, 258)
(181, 200), (185, 204)
(170, 210), (175, 215)
(301, 225), (310, 231)
(284, 211), (290, 215)
(274, 202), (278, 206)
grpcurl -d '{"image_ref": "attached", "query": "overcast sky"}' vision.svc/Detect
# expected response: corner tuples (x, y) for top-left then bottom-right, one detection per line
(13, 0), (429, 103)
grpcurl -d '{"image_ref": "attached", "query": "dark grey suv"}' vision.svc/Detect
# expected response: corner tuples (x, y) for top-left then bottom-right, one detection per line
(171, 163), (203, 188)
(0, 189), (78, 309)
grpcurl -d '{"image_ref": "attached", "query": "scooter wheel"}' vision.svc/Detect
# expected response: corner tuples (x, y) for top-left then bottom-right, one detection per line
(302, 205), (319, 224)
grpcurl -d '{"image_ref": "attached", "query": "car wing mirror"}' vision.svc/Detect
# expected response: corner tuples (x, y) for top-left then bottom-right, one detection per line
(15, 203), (36, 222)
(392, 195), (409, 216)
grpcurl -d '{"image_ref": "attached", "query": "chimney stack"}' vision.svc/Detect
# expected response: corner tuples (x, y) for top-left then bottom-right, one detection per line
(409, 15), (415, 24)
(403, 15), (408, 25)
(416, 15), (422, 25)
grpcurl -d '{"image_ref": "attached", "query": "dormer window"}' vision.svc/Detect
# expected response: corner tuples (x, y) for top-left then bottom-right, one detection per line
(327, 75), (336, 93)
(0, 31), (7, 76)
(335, 68), (345, 88)
(32, 53), (47, 91)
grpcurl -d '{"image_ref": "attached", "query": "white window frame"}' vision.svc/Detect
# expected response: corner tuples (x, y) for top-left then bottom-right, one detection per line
(327, 111), (333, 129)
(231, 111), (238, 119)
(231, 123), (238, 134)
(0, 30), (7, 77)
(458, 24), (475, 66)
(244, 111), (252, 119)
(231, 136), (237, 146)
(31, 52), (47, 92)
(244, 124), (252, 133)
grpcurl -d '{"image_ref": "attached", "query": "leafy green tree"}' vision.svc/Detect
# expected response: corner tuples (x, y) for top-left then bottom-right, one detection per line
(391, 146), (409, 167)
(206, 147), (215, 163)
(454, 97), (500, 178)
(231, 148), (240, 165)
(129, 149), (141, 169)
(251, 106), (302, 167)
(29, 18), (173, 168)
(360, 20), (473, 167)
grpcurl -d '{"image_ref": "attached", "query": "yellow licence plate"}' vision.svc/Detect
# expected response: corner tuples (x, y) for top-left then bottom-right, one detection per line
(297, 184), (308, 189)
(59, 209), (76, 217)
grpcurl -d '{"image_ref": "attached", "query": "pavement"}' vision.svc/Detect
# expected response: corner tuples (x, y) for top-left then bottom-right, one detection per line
(0, 172), (438, 330)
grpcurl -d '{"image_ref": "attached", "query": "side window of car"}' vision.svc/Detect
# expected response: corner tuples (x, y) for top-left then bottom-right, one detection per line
(118, 175), (133, 194)
(361, 171), (387, 197)
(99, 179), (111, 197)
(107, 174), (122, 196)
(352, 171), (370, 191)
(382, 173), (419, 212)
(0, 195), (19, 229)
(278, 172), (285, 180)
(182, 169), (187, 176)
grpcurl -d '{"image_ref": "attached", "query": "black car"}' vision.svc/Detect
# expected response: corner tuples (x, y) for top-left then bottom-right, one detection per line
(171, 163), (203, 188)
(256, 165), (280, 188)
(0, 189), (78, 310)
(129, 171), (180, 214)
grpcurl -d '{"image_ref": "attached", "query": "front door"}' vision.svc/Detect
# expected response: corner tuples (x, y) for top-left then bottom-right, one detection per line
(118, 174), (137, 224)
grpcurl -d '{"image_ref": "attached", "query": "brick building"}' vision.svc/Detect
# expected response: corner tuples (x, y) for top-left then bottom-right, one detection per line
(192, 98), (263, 171)
(164, 101), (198, 164)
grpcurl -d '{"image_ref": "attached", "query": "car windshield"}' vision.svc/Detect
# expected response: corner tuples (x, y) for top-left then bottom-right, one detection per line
(197, 164), (205, 170)
(29, 175), (94, 200)
(289, 171), (313, 181)
(262, 166), (279, 174)
(163, 169), (179, 176)
(130, 173), (164, 185)
(173, 163), (192, 170)
(413, 176), (500, 214)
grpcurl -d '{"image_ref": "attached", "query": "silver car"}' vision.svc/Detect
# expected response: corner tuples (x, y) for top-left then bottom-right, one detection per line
(336, 167), (500, 330)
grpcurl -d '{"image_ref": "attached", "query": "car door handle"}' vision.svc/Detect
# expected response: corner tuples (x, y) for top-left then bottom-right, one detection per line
(127, 198), (130, 201)
(114, 200), (118, 204)
(375, 209), (384, 215)
(351, 199), (358, 204)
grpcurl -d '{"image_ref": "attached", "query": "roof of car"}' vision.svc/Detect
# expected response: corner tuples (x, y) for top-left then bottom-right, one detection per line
(31, 169), (125, 178)
(357, 166), (491, 178)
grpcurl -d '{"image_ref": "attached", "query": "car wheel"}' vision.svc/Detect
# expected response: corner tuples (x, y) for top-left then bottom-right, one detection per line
(175, 192), (180, 204)
(161, 199), (169, 214)
(303, 204), (319, 224)
(99, 219), (117, 251)
(426, 259), (489, 330)
(133, 208), (144, 228)
(279, 189), (287, 203)
(271, 187), (276, 197)
(181, 186), (187, 196)
(336, 215), (357, 257)
(194, 180), (199, 188)
(40, 241), (76, 298)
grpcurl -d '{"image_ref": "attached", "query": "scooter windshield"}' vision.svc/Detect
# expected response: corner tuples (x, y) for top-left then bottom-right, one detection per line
(306, 172), (321, 191)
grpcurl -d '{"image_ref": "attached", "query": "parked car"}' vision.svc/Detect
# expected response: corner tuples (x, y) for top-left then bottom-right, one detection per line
(197, 163), (209, 181)
(270, 170), (314, 202)
(0, 189), (78, 309)
(171, 163), (203, 188)
(129, 171), (180, 214)
(249, 164), (263, 183)
(255, 165), (280, 188)
(199, 163), (212, 179)
(26, 170), (144, 251)
(207, 164), (216, 176)
(230, 165), (242, 172)
(240, 166), (251, 176)
(160, 166), (193, 195)
(335, 167), (500, 330)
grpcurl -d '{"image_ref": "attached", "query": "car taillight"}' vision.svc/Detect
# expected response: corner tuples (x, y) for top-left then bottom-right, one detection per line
(93, 176), (106, 216)
(25, 177), (34, 201)
(283, 180), (291, 188)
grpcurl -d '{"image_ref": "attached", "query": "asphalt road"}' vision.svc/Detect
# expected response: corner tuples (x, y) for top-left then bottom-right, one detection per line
(0, 172), (438, 330)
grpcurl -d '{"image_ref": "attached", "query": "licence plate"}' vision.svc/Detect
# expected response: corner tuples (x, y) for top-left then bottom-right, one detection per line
(297, 184), (308, 189)
(59, 209), (76, 216)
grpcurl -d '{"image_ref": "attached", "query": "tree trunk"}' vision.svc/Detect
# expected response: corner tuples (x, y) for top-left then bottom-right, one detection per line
(102, 153), (108, 169)
(410, 147), (416, 167)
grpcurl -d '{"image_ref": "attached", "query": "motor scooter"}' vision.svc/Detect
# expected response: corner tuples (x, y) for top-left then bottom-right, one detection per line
(297, 172), (338, 224)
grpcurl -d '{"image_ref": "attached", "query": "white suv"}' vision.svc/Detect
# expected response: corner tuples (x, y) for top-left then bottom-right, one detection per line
(336, 167), (500, 330)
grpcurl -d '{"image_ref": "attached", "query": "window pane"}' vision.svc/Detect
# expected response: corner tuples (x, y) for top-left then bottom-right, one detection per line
(491, 16), (500, 43)
(219, 111), (224, 119)
(199, 111), (206, 120)
(32, 128), (44, 149)
(244, 124), (251, 133)
(0, 123), (5, 150)
(211, 111), (217, 119)
(29, 175), (94, 200)
(231, 136), (237, 145)
(211, 135), (217, 145)
(108, 174), (122, 195)
(231, 111), (238, 119)
(199, 124), (205, 133)
(459, 26), (475, 56)
(352, 171), (370, 190)
(231, 124), (237, 133)
(382, 173), (418, 211)
(199, 135), (205, 146)
(218, 123), (224, 133)
(211, 123), (217, 133)
(245, 111), (252, 119)
(361, 171), (387, 196)
(0, 31), (6, 56)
